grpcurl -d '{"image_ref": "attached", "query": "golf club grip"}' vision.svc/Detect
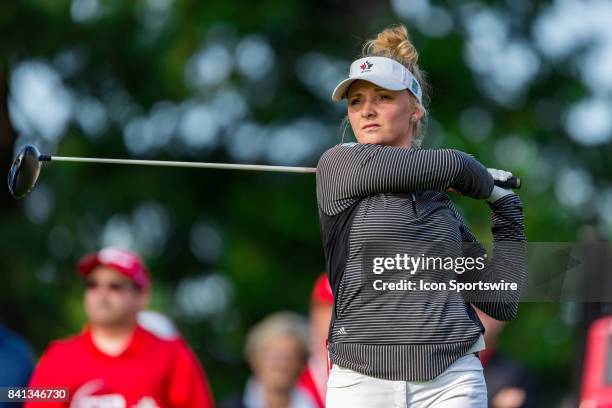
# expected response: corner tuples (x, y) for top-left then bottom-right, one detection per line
(494, 176), (521, 189)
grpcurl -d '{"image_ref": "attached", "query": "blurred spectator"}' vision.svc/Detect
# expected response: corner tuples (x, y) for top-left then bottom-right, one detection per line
(222, 311), (316, 408)
(580, 315), (612, 408)
(26, 247), (214, 408)
(0, 323), (35, 408)
(476, 307), (538, 408)
(297, 273), (333, 408)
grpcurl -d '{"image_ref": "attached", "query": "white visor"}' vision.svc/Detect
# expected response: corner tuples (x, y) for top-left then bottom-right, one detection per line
(331, 56), (422, 104)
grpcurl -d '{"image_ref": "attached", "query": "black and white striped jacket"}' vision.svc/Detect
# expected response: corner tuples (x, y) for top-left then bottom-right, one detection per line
(316, 143), (526, 381)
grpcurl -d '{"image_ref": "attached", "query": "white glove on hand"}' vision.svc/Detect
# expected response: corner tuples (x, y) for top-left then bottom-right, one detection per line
(485, 168), (515, 204)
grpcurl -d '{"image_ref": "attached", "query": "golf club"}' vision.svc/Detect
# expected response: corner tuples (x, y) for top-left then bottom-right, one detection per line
(7, 144), (521, 199)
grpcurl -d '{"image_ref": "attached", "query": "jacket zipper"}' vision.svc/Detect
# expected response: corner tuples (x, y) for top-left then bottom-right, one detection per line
(411, 192), (419, 216)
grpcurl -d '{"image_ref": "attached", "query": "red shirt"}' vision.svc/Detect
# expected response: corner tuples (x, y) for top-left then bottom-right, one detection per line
(25, 325), (214, 408)
(297, 368), (325, 408)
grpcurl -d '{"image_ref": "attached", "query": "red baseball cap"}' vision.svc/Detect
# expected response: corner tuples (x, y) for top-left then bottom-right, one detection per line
(311, 273), (333, 305)
(77, 247), (151, 290)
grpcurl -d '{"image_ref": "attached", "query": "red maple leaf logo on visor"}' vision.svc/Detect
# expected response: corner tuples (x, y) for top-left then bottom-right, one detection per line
(360, 61), (374, 72)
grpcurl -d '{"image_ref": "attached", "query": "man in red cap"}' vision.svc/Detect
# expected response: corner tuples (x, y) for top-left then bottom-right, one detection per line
(26, 247), (215, 408)
(297, 273), (334, 408)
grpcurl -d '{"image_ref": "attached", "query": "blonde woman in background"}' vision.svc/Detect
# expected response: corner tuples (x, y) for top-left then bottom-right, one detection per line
(221, 312), (317, 408)
(316, 24), (526, 407)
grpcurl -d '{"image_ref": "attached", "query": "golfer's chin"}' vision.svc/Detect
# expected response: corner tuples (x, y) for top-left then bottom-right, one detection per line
(356, 130), (389, 146)
(357, 128), (414, 147)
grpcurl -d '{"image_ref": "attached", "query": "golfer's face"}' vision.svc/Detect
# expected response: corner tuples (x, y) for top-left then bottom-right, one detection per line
(347, 80), (415, 147)
(84, 267), (144, 326)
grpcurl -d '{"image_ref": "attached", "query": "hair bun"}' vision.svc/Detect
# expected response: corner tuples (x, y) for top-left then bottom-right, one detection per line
(362, 24), (419, 67)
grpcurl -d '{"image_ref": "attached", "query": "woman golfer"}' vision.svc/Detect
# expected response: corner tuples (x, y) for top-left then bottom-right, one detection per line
(316, 24), (526, 407)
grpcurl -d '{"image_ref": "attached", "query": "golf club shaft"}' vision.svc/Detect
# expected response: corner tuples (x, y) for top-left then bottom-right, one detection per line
(46, 156), (317, 174)
(44, 156), (520, 189)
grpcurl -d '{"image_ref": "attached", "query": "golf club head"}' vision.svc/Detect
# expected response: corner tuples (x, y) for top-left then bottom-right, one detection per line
(8, 144), (43, 199)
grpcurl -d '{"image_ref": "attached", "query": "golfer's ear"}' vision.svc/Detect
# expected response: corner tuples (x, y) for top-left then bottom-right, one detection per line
(412, 105), (425, 122)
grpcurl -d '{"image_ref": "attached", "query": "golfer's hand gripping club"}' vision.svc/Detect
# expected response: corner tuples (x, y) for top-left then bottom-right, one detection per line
(485, 168), (517, 204)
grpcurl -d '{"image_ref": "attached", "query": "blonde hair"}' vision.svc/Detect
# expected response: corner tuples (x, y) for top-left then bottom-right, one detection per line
(344, 24), (431, 147)
(245, 311), (309, 362)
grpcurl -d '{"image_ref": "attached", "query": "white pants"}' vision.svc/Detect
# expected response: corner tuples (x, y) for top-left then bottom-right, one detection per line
(325, 354), (487, 408)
